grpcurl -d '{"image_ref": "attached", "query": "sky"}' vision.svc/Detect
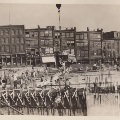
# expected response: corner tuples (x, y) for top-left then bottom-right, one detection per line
(0, 3), (120, 32)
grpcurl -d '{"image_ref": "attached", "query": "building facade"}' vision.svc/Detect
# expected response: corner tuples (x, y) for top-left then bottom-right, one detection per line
(89, 28), (103, 64)
(0, 25), (26, 67)
(76, 31), (89, 64)
(38, 26), (56, 67)
(103, 31), (120, 65)
(25, 28), (40, 66)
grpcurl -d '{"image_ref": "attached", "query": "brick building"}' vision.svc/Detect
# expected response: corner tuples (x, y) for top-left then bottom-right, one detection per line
(0, 25), (26, 67)
(103, 31), (120, 65)
(88, 28), (103, 64)
(76, 31), (89, 64)
(25, 28), (40, 66)
(38, 26), (56, 67)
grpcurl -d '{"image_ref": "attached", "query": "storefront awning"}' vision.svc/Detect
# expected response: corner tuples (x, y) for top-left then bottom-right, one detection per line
(42, 56), (55, 63)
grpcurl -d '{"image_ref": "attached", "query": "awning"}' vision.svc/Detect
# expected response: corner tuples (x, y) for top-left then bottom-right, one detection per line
(42, 56), (55, 63)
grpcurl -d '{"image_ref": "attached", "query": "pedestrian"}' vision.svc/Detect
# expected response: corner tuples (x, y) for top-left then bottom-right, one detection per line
(13, 75), (18, 89)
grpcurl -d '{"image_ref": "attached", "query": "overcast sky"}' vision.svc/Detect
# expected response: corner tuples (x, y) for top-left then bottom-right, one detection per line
(0, 3), (120, 32)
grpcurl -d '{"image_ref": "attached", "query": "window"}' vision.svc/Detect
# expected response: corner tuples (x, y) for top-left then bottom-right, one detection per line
(41, 40), (45, 45)
(6, 46), (10, 52)
(45, 40), (49, 45)
(1, 38), (5, 44)
(112, 42), (115, 49)
(97, 49), (101, 55)
(29, 32), (34, 37)
(85, 51), (88, 57)
(71, 49), (74, 55)
(16, 45), (20, 52)
(66, 33), (69, 37)
(91, 50), (94, 55)
(107, 43), (111, 49)
(11, 29), (15, 35)
(11, 38), (15, 43)
(50, 48), (53, 53)
(80, 51), (84, 57)
(0, 30), (4, 35)
(80, 34), (84, 39)
(20, 45), (24, 51)
(4, 30), (9, 35)
(25, 32), (30, 37)
(62, 33), (65, 37)
(44, 31), (49, 36)
(19, 29), (23, 34)
(76, 35), (79, 39)
(16, 29), (19, 35)
(1, 46), (5, 52)
(49, 31), (52, 37)
(49, 40), (53, 46)
(84, 33), (87, 39)
(5, 38), (9, 44)
(40, 31), (44, 36)
(70, 33), (74, 37)
(16, 38), (19, 43)
(34, 32), (38, 37)
(21, 38), (24, 44)
(12, 46), (16, 52)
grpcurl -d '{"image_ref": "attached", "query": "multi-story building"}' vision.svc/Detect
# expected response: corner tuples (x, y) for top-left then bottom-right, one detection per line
(76, 28), (103, 64)
(89, 28), (103, 64)
(38, 26), (56, 67)
(0, 25), (26, 66)
(60, 27), (76, 56)
(25, 28), (40, 66)
(76, 31), (89, 64)
(103, 31), (120, 64)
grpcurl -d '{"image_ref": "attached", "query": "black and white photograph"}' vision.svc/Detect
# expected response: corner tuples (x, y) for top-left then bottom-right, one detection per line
(0, 0), (120, 116)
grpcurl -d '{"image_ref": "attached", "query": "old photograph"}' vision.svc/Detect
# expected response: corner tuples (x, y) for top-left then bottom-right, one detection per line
(0, 2), (120, 116)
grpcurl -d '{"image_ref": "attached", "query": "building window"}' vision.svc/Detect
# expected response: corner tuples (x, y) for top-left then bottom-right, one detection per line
(49, 40), (53, 46)
(11, 38), (15, 43)
(12, 46), (16, 52)
(80, 34), (84, 39)
(66, 33), (69, 37)
(45, 40), (49, 45)
(40, 31), (44, 36)
(91, 50), (94, 55)
(34, 32), (38, 37)
(85, 51), (88, 57)
(16, 45), (20, 52)
(62, 33), (65, 37)
(16, 29), (19, 35)
(11, 29), (15, 35)
(41, 40), (45, 45)
(84, 33), (88, 39)
(44, 31), (49, 36)
(1, 38), (5, 44)
(25, 32), (30, 37)
(112, 42), (114, 49)
(6, 46), (10, 52)
(21, 38), (24, 44)
(76, 35), (79, 39)
(80, 51), (84, 57)
(5, 38), (9, 44)
(70, 33), (74, 37)
(107, 43), (111, 49)
(19, 29), (23, 34)
(49, 31), (52, 37)
(16, 38), (19, 44)
(1, 46), (5, 52)
(4, 30), (9, 35)
(97, 49), (101, 55)
(50, 48), (53, 53)
(0, 30), (4, 35)
(21, 45), (24, 51)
